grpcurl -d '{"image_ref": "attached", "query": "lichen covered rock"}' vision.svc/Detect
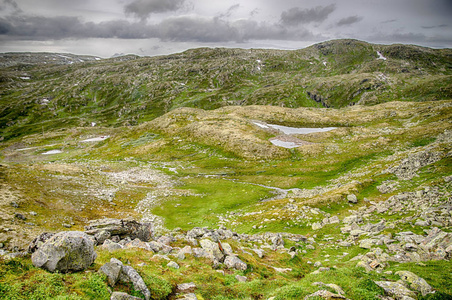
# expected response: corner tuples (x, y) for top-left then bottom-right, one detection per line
(31, 231), (96, 273)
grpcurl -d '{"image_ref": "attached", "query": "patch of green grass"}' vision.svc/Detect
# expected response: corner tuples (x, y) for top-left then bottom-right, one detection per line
(152, 177), (274, 230)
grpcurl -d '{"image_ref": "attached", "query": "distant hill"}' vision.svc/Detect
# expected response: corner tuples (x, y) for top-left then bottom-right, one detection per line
(1, 39), (451, 140)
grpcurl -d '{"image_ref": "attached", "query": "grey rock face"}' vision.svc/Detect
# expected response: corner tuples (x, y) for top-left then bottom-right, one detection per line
(31, 231), (96, 273)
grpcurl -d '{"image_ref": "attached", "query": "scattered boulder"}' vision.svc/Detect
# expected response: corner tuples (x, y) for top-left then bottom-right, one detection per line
(99, 258), (150, 300)
(31, 231), (96, 273)
(120, 265), (151, 300)
(347, 194), (358, 204)
(199, 239), (225, 262)
(235, 275), (247, 282)
(374, 281), (416, 299)
(168, 261), (180, 269)
(396, 270), (433, 296)
(224, 255), (247, 271)
(99, 258), (122, 286)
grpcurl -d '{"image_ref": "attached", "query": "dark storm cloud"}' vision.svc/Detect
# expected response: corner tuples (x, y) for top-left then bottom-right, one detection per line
(0, 15), (153, 39)
(280, 4), (335, 26)
(336, 15), (362, 27)
(0, 12), (320, 43)
(124, 0), (186, 20)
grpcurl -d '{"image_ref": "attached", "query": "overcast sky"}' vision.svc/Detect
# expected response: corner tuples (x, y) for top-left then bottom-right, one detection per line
(1, 0), (451, 57)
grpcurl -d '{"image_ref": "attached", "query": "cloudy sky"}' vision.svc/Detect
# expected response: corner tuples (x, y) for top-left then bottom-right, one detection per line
(0, 0), (451, 57)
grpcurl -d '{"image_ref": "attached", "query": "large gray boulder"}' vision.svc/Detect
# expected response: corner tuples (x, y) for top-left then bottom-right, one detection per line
(31, 231), (96, 273)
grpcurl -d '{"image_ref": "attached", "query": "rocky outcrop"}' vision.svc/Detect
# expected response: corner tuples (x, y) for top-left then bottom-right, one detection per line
(31, 231), (96, 273)
(84, 218), (153, 243)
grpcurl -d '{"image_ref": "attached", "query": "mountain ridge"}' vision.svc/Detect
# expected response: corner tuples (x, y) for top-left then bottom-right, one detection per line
(1, 39), (451, 141)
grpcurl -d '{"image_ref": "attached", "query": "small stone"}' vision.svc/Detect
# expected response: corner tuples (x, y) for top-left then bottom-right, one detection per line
(356, 261), (373, 272)
(110, 291), (143, 300)
(359, 239), (375, 249)
(347, 194), (358, 204)
(235, 275), (247, 282)
(338, 241), (352, 247)
(177, 282), (196, 292)
(167, 261), (180, 269)
(312, 222), (323, 230)
(15, 213), (26, 220)
(29, 211), (37, 216)
(62, 223), (72, 228)
(10, 201), (19, 208)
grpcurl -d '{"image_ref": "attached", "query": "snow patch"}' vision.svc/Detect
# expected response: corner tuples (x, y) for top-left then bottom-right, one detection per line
(81, 136), (110, 142)
(42, 150), (63, 155)
(20, 76), (31, 80)
(267, 124), (336, 135)
(377, 51), (387, 60)
(323, 61), (327, 66)
(253, 122), (269, 129)
(270, 140), (300, 148)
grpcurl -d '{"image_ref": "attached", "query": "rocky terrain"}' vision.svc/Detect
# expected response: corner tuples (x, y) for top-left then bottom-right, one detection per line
(0, 40), (451, 299)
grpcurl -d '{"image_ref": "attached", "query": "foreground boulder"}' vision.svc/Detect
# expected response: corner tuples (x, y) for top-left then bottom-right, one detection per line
(31, 231), (96, 273)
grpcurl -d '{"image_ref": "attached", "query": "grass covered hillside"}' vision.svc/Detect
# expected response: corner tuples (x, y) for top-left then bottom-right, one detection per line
(1, 39), (451, 141)
(0, 40), (451, 299)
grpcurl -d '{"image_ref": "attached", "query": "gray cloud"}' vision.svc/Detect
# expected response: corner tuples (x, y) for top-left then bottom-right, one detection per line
(280, 4), (335, 26)
(0, 13), (320, 43)
(336, 15), (362, 26)
(0, 0), (22, 14)
(124, 0), (185, 20)
(157, 16), (238, 42)
(381, 19), (396, 24)
(218, 4), (240, 19)
(421, 24), (448, 29)
(0, 15), (153, 40)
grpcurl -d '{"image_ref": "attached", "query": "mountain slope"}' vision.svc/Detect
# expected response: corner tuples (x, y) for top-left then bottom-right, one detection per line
(1, 39), (451, 141)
